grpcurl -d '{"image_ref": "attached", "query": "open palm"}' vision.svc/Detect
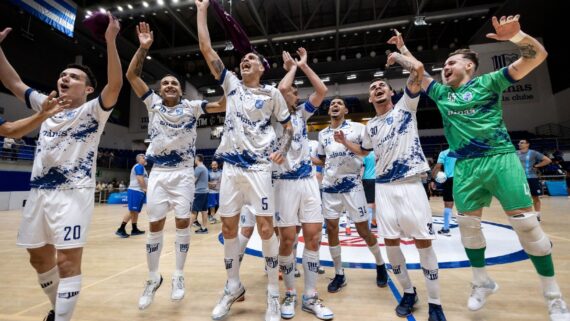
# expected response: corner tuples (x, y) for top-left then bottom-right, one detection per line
(486, 15), (521, 41)
(137, 22), (154, 49)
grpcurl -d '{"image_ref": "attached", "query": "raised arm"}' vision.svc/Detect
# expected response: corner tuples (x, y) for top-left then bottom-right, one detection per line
(204, 95), (226, 113)
(486, 15), (548, 81)
(277, 51), (298, 107)
(0, 91), (68, 138)
(0, 28), (29, 101)
(126, 22), (153, 98)
(333, 130), (370, 157)
(196, 0), (225, 80)
(387, 29), (433, 91)
(100, 13), (123, 109)
(296, 48), (327, 107)
(386, 51), (425, 95)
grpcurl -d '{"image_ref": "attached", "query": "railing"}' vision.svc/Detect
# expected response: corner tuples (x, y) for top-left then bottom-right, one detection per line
(0, 142), (35, 162)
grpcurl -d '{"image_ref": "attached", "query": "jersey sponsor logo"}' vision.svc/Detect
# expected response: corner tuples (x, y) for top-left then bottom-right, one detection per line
(447, 109), (476, 116)
(229, 217), (528, 270)
(58, 291), (80, 299)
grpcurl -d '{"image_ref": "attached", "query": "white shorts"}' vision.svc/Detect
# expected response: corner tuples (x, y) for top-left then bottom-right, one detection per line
(147, 168), (194, 222)
(375, 176), (436, 240)
(218, 164), (274, 217)
(275, 178), (323, 227)
(239, 205), (256, 228)
(322, 189), (368, 223)
(17, 188), (94, 250)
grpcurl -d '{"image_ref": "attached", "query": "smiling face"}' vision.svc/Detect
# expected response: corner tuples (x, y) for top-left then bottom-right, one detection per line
(159, 75), (182, 104)
(240, 52), (265, 80)
(368, 79), (393, 106)
(57, 68), (94, 102)
(442, 54), (476, 87)
(328, 98), (348, 120)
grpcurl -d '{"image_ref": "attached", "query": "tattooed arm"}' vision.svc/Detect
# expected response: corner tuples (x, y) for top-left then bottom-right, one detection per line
(387, 29), (433, 91)
(386, 51), (425, 95)
(126, 22), (153, 97)
(197, 0), (225, 80)
(486, 15), (548, 81)
(270, 122), (294, 165)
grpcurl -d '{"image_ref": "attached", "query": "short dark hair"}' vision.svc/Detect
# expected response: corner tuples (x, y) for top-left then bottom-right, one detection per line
(196, 154), (204, 162)
(519, 139), (530, 144)
(66, 64), (97, 89)
(369, 77), (393, 91)
(449, 49), (479, 71)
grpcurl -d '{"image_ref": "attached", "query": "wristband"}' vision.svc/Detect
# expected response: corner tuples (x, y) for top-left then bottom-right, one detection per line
(509, 31), (526, 43)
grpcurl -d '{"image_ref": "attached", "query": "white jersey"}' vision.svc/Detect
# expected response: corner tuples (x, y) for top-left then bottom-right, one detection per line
(215, 69), (290, 171)
(361, 89), (429, 183)
(26, 89), (111, 189)
(128, 163), (148, 192)
(318, 121), (365, 193)
(142, 90), (205, 169)
(308, 139), (319, 176)
(273, 101), (317, 179)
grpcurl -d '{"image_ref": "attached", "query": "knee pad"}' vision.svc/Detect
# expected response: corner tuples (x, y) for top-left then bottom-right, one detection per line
(508, 213), (552, 256)
(457, 214), (486, 249)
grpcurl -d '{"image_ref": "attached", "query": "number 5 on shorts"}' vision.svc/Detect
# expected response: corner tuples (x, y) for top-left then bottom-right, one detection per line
(261, 197), (268, 211)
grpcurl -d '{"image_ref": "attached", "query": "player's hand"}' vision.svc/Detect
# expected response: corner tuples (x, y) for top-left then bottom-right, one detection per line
(40, 91), (69, 117)
(0, 27), (12, 44)
(104, 12), (120, 42)
(136, 22), (154, 49)
(269, 152), (285, 165)
(333, 130), (347, 145)
(282, 51), (296, 71)
(386, 29), (405, 50)
(486, 15), (521, 41)
(296, 47), (308, 68)
(385, 51), (399, 68)
(196, 0), (210, 11)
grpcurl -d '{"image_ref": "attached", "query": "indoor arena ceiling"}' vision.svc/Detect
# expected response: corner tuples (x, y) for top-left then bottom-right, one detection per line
(0, 0), (565, 95)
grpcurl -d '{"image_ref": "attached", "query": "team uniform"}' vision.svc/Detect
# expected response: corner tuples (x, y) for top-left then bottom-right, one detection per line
(437, 149), (457, 202)
(141, 90), (206, 221)
(426, 68), (532, 212)
(127, 163), (148, 212)
(361, 89), (434, 240)
(318, 121), (368, 223)
(273, 101), (322, 227)
(17, 89), (111, 249)
(215, 69), (290, 217)
(517, 149), (545, 196)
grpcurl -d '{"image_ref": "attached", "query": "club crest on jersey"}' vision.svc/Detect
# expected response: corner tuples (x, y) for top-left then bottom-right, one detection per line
(462, 92), (473, 102)
(176, 107), (183, 115)
(255, 99), (264, 109)
(386, 116), (394, 125)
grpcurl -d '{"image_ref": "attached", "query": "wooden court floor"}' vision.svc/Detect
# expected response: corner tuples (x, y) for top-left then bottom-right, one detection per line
(0, 197), (568, 321)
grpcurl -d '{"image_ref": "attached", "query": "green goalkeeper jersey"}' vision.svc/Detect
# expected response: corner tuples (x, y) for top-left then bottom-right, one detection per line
(426, 67), (517, 159)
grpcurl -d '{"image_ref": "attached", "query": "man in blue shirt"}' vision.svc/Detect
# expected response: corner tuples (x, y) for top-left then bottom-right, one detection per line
(362, 152), (377, 228)
(431, 149), (457, 236)
(116, 154), (148, 238)
(193, 154), (210, 234)
(517, 139), (552, 220)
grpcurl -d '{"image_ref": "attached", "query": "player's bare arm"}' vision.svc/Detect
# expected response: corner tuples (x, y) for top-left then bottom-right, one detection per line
(204, 95), (227, 113)
(297, 47), (328, 107)
(485, 15), (548, 81)
(386, 51), (424, 95)
(0, 27), (29, 101)
(333, 130), (370, 157)
(270, 121), (294, 165)
(387, 28), (433, 91)
(100, 13), (123, 109)
(126, 22), (153, 97)
(197, 0), (225, 80)
(278, 50), (298, 108)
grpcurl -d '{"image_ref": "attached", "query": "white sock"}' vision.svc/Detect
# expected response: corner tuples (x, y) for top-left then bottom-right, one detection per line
(329, 245), (343, 275)
(472, 267), (491, 286)
(238, 232), (250, 262)
(279, 253), (296, 291)
(146, 231), (164, 282)
(293, 236), (300, 272)
(303, 249), (320, 297)
(262, 233), (279, 297)
(55, 275), (82, 321)
(368, 243), (385, 265)
(386, 245), (413, 293)
(418, 246), (441, 305)
(224, 237), (241, 293)
(175, 228), (190, 275)
(38, 266), (59, 308)
(540, 276), (562, 296)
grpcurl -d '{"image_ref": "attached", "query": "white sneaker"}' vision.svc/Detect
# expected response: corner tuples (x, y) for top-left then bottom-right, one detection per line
(281, 292), (297, 319)
(302, 294), (334, 320)
(265, 294), (280, 321)
(171, 275), (185, 301)
(138, 275), (163, 310)
(467, 280), (499, 311)
(546, 294), (570, 321)
(212, 284), (246, 320)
